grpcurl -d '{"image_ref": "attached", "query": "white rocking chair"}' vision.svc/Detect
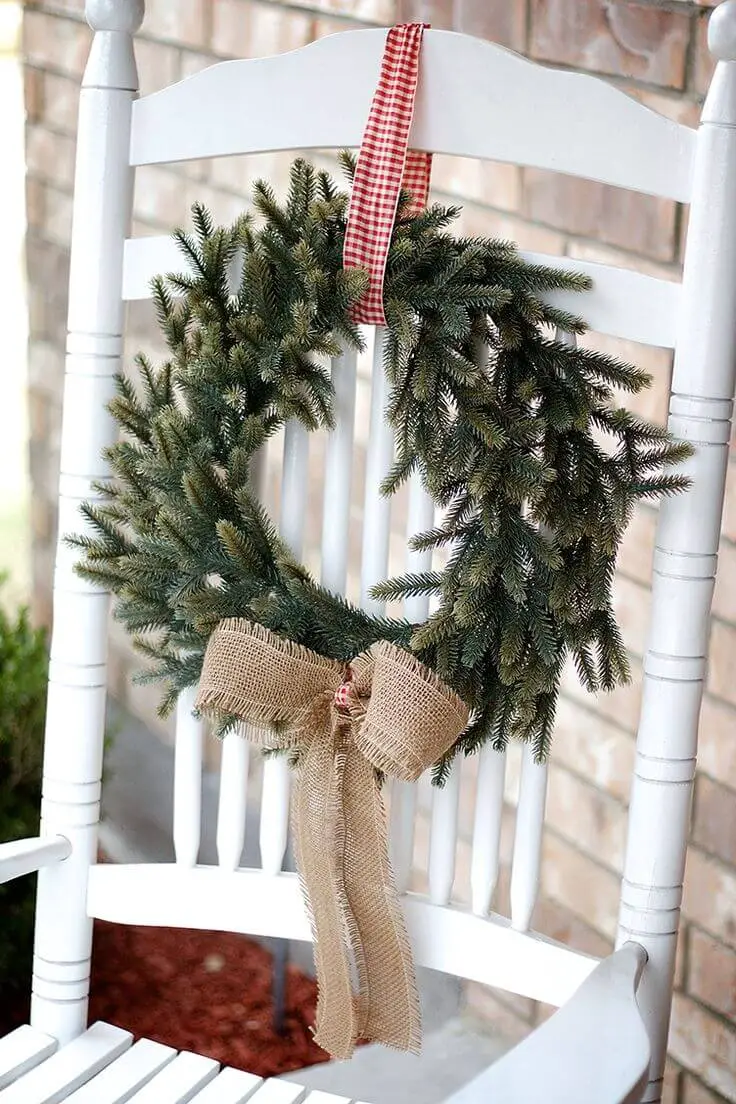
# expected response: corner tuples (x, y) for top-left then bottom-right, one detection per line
(1, 1), (734, 1100)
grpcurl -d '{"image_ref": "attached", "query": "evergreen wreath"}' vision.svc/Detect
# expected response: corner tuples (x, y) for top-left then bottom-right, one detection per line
(73, 155), (692, 778)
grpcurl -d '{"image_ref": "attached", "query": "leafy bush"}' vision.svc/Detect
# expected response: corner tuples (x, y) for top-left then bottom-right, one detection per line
(0, 594), (48, 1026)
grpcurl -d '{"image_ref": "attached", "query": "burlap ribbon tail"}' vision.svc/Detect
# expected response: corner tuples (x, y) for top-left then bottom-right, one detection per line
(195, 619), (468, 1060)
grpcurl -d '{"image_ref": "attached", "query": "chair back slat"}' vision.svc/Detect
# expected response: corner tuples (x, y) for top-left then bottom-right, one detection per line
(121, 235), (681, 351)
(388, 474), (435, 893)
(321, 347), (358, 596)
(259, 757), (291, 876)
(428, 762), (461, 906)
(470, 746), (507, 917)
(253, 419), (312, 876)
(279, 420), (310, 560)
(215, 728), (249, 871)
(389, 781), (418, 895)
(360, 329), (394, 615)
(128, 30), (695, 203)
(510, 745), (549, 932)
(173, 686), (203, 867)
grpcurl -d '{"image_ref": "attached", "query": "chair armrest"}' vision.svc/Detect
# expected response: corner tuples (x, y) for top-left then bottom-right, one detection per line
(444, 942), (650, 1104)
(0, 835), (72, 885)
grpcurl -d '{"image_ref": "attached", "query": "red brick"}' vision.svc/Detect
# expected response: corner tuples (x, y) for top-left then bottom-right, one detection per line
(693, 776), (736, 868)
(133, 38), (181, 97)
(523, 169), (679, 262)
(613, 574), (651, 660)
(670, 992), (736, 1100)
(682, 1073), (731, 1104)
(552, 697), (635, 803)
(692, 13), (716, 98)
(688, 928), (736, 1020)
(683, 846), (736, 949)
(618, 506), (657, 587)
(707, 621), (736, 710)
(698, 696), (736, 793)
(396, 0), (452, 28)
(722, 462), (736, 543)
(142, 0), (208, 49)
(663, 1059), (683, 1104)
(452, 0), (527, 51)
(43, 186), (73, 250)
(41, 71), (79, 134)
(26, 126), (76, 189)
(211, 0), (315, 59)
(530, 0), (692, 89)
(541, 832), (620, 940)
(561, 652), (642, 735)
(23, 10), (90, 78)
(291, 0), (394, 21)
(546, 763), (627, 872)
(25, 177), (45, 231)
(534, 894), (612, 957)
(713, 541), (736, 623)
(24, 65), (43, 124)
(430, 155), (521, 214)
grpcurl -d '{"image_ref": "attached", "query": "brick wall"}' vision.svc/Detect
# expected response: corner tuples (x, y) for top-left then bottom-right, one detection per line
(21, 1), (736, 1100)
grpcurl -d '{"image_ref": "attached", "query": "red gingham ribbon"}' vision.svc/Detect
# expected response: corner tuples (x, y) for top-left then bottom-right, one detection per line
(343, 23), (432, 326)
(334, 668), (354, 712)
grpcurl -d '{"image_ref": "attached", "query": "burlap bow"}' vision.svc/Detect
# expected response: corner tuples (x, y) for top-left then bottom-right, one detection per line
(195, 619), (468, 1059)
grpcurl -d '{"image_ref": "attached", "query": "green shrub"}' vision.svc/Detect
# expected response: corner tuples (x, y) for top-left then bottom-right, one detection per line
(0, 595), (49, 1026)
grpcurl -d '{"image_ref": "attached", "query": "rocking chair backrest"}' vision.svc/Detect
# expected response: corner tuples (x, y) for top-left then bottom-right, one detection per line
(36, 3), (736, 1100)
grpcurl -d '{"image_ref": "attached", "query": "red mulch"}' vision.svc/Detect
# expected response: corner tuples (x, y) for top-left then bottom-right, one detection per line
(87, 920), (330, 1077)
(0, 921), (329, 1077)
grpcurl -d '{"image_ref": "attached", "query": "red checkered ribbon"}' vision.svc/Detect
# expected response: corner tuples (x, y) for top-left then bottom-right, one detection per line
(343, 22), (432, 326)
(334, 669), (354, 712)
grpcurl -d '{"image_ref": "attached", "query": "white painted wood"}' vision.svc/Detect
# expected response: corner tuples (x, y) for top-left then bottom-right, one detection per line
(0, 835), (71, 886)
(445, 944), (649, 1104)
(510, 745), (549, 932)
(126, 1053), (219, 1103)
(0, 1022), (132, 1104)
(255, 419), (312, 876)
(470, 748), (506, 917)
(360, 328), (393, 614)
(216, 728), (249, 871)
(389, 781), (417, 896)
(0, 1026), (57, 1091)
(321, 346), (357, 596)
(389, 473), (434, 892)
(428, 762), (461, 905)
(130, 30), (694, 201)
(31, 0), (143, 1046)
(122, 235), (681, 350)
(616, 8), (736, 1100)
(246, 1081), (306, 1103)
(63, 1039), (177, 1103)
(303, 1093), (352, 1103)
(86, 864), (598, 1006)
(259, 756), (291, 876)
(174, 685), (203, 868)
(280, 420), (310, 561)
(188, 1067), (263, 1103)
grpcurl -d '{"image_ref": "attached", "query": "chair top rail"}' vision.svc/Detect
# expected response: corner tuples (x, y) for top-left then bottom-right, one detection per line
(87, 863), (598, 1008)
(129, 29), (695, 203)
(122, 233), (681, 349)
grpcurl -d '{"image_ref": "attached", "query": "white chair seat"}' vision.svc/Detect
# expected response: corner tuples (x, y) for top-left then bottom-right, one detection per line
(0, 1021), (359, 1104)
